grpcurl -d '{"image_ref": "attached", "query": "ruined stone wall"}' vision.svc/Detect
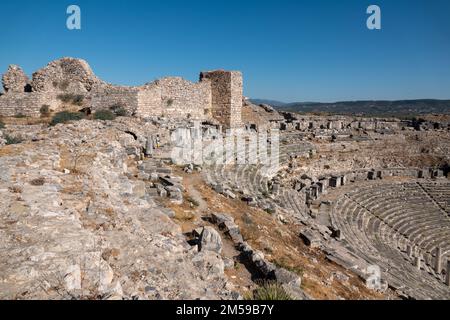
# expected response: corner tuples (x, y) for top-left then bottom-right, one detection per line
(229, 72), (243, 128)
(2, 65), (30, 93)
(31, 58), (103, 93)
(0, 58), (242, 125)
(200, 71), (243, 128)
(155, 77), (211, 120)
(0, 92), (58, 117)
(90, 77), (212, 120)
(289, 116), (401, 132)
(90, 85), (140, 115)
(136, 83), (161, 118)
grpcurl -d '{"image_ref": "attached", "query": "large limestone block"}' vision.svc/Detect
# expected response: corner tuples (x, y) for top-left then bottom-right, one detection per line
(199, 226), (223, 254)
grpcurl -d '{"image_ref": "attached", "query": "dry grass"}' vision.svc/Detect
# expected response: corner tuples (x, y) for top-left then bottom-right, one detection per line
(179, 174), (387, 300)
(0, 116), (51, 126)
(8, 185), (23, 193)
(0, 144), (24, 157)
(58, 146), (96, 174)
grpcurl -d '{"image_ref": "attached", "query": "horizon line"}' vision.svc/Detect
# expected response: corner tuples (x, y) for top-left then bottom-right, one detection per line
(251, 98), (450, 105)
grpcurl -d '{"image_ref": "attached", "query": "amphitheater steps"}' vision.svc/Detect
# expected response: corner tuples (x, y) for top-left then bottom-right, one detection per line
(417, 182), (450, 215)
(329, 181), (450, 299)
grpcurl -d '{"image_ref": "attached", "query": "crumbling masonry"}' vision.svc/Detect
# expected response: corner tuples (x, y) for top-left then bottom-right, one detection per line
(0, 58), (242, 128)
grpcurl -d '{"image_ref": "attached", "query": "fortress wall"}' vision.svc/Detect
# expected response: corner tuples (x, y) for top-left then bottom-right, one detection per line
(90, 77), (212, 120)
(157, 77), (211, 120)
(90, 86), (140, 115)
(1, 59), (242, 126)
(229, 72), (243, 128)
(136, 84), (162, 118)
(200, 71), (243, 128)
(0, 92), (58, 117)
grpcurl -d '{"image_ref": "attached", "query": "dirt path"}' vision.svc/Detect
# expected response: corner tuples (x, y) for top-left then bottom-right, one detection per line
(183, 173), (209, 213)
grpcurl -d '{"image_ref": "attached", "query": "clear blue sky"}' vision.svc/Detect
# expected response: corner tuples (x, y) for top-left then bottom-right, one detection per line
(0, 0), (449, 102)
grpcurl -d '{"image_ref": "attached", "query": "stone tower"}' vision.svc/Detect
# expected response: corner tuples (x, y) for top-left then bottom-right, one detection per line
(2, 65), (30, 93)
(200, 70), (242, 129)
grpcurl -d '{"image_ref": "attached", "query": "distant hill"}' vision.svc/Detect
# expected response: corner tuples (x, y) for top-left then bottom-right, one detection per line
(256, 99), (450, 118)
(249, 99), (288, 107)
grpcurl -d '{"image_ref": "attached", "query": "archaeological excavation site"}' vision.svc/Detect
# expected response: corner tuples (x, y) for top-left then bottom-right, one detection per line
(0, 57), (449, 301)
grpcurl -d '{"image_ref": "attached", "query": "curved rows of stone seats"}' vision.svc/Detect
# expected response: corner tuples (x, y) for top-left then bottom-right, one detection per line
(202, 134), (314, 222)
(418, 182), (450, 213)
(303, 167), (445, 202)
(330, 181), (450, 299)
(344, 183), (450, 253)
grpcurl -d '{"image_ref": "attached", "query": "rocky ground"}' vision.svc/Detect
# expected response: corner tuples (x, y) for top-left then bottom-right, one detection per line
(0, 118), (236, 299)
(1, 112), (449, 300)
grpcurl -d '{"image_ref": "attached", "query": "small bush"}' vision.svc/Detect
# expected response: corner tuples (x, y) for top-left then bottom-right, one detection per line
(57, 93), (73, 103)
(94, 109), (116, 121)
(109, 104), (127, 116)
(186, 196), (200, 207)
(57, 93), (84, 106)
(30, 177), (45, 186)
(8, 185), (23, 193)
(40, 105), (51, 117)
(14, 113), (26, 118)
(50, 111), (84, 126)
(72, 94), (84, 106)
(264, 207), (276, 215)
(166, 98), (174, 107)
(246, 281), (293, 300)
(0, 120), (5, 129)
(4, 134), (24, 145)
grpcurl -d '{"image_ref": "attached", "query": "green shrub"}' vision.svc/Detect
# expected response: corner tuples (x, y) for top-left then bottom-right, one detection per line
(30, 177), (45, 186)
(40, 105), (51, 117)
(109, 104), (127, 116)
(50, 111), (84, 126)
(166, 98), (174, 107)
(57, 93), (73, 103)
(72, 94), (84, 106)
(4, 134), (24, 145)
(246, 281), (293, 300)
(57, 93), (84, 106)
(14, 113), (26, 118)
(0, 120), (5, 129)
(94, 109), (116, 121)
(264, 207), (276, 215)
(186, 196), (200, 207)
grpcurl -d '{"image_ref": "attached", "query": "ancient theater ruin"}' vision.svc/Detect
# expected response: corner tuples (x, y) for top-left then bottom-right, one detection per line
(0, 57), (449, 300)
